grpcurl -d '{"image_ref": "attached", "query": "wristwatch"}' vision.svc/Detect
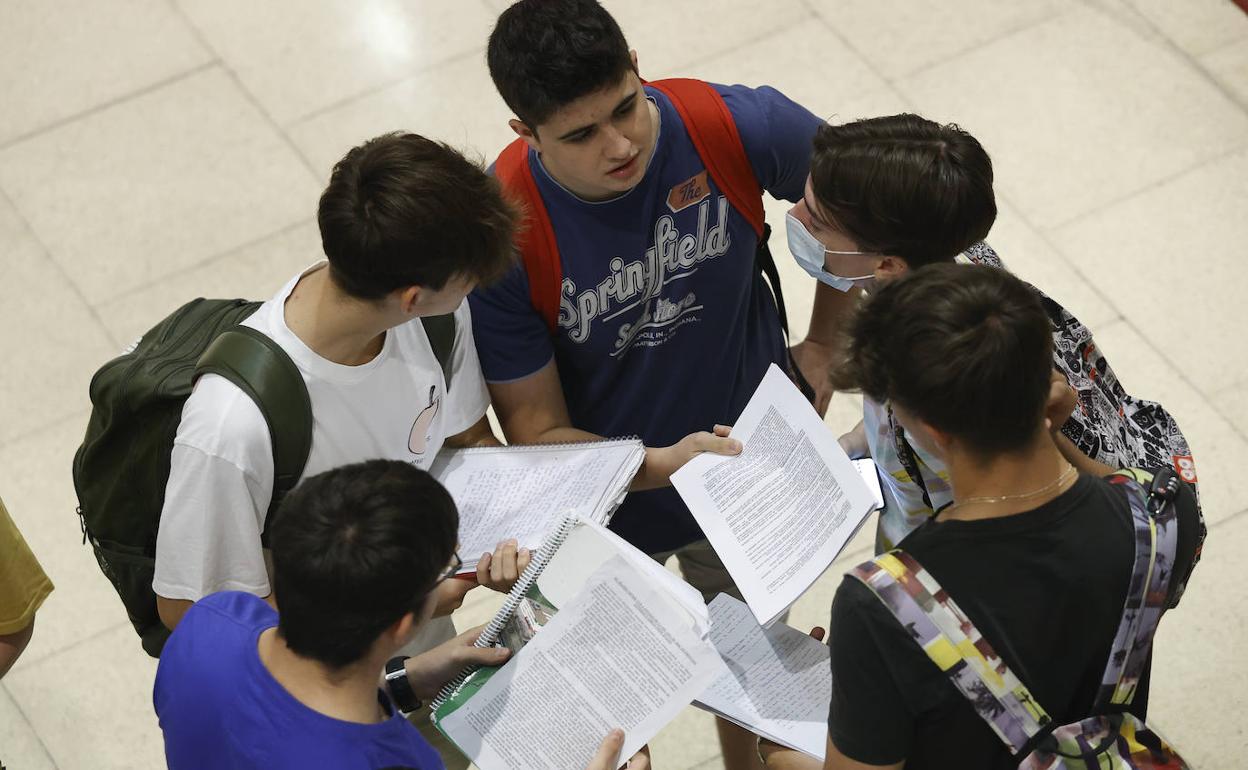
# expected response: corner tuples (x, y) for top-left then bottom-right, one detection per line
(384, 655), (422, 716)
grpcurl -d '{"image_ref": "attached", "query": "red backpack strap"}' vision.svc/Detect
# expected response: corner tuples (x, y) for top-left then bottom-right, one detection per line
(647, 78), (765, 237)
(493, 138), (562, 332)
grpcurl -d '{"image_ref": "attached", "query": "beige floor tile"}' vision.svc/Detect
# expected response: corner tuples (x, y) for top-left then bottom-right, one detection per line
(288, 55), (517, 177)
(0, 417), (136, 671)
(806, 0), (1071, 80)
(650, 703), (723, 769)
(662, 18), (892, 121)
(1147, 513), (1248, 767)
(1203, 38), (1248, 109)
(989, 196), (1120, 332)
(599, 0), (810, 77)
(5, 624), (164, 770)
(1088, 321), (1248, 524)
(0, 0), (212, 146)
(899, 6), (1248, 228)
(0, 67), (320, 307)
(95, 221), (320, 347)
(1212, 381), (1248, 440)
(176, 0), (496, 125)
(0, 685), (57, 770)
(0, 196), (114, 446)
(1051, 148), (1248, 395)
(1126, 0), (1248, 56)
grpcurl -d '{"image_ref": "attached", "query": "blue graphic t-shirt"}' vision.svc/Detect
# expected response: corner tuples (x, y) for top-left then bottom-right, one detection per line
(470, 83), (821, 554)
(154, 592), (443, 770)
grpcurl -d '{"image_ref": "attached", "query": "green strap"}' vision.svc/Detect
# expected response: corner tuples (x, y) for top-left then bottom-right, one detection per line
(195, 326), (313, 540)
(421, 314), (456, 392)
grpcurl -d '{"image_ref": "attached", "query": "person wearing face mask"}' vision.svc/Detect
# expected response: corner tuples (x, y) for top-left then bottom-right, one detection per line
(788, 114), (1200, 554)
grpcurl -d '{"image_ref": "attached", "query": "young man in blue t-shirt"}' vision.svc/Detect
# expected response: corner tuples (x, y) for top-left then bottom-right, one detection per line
(468, 3), (851, 766)
(154, 460), (646, 770)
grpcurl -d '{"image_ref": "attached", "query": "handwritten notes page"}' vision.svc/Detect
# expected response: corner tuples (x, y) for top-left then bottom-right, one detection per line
(430, 439), (645, 571)
(696, 594), (831, 759)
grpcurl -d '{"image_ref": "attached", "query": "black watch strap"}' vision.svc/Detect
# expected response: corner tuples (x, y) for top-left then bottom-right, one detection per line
(384, 656), (421, 715)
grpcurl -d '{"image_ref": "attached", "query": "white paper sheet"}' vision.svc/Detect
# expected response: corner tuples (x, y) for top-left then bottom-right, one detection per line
(438, 556), (723, 770)
(672, 364), (876, 624)
(430, 440), (645, 571)
(695, 594), (831, 759)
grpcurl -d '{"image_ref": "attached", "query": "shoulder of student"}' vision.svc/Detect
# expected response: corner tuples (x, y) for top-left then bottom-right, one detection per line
(709, 82), (822, 199)
(172, 373), (273, 476)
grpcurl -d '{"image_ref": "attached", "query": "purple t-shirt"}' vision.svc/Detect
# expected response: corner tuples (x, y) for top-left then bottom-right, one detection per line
(470, 83), (821, 553)
(154, 592), (442, 770)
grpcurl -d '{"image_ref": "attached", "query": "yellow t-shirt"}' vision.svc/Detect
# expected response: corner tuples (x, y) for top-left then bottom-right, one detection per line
(0, 497), (53, 635)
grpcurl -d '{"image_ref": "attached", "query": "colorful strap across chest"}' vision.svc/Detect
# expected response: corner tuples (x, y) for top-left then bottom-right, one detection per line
(849, 469), (1180, 754)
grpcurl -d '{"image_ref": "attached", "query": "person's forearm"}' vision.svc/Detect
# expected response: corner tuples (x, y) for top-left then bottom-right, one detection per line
(1053, 431), (1117, 477)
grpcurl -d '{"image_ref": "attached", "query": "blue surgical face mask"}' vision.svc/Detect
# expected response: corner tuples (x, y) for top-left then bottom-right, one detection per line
(785, 212), (876, 293)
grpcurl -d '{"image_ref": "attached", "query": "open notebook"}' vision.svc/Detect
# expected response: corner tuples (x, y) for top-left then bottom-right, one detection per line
(429, 438), (645, 572)
(430, 516), (722, 770)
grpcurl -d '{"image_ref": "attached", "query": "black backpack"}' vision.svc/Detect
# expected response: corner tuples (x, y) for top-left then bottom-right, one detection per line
(72, 297), (456, 657)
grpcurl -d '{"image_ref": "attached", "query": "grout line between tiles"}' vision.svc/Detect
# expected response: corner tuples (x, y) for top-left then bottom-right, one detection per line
(10, 621), (132, 675)
(164, 2), (323, 181)
(285, 45), (489, 129)
(0, 187), (123, 351)
(0, 61), (219, 155)
(1212, 507), (1248, 529)
(1046, 143), (1248, 233)
(797, 1), (902, 98)
(663, 8), (817, 79)
(0, 681), (61, 769)
(93, 216), (317, 312)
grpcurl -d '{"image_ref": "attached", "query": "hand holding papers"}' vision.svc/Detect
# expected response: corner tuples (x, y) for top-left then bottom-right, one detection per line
(433, 519), (722, 770)
(696, 595), (831, 759)
(672, 364), (876, 624)
(431, 439), (645, 572)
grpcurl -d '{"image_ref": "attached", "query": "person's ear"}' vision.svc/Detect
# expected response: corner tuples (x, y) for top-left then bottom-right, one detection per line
(509, 119), (540, 153)
(916, 418), (955, 455)
(397, 285), (422, 315)
(876, 255), (909, 281)
(630, 49), (640, 75)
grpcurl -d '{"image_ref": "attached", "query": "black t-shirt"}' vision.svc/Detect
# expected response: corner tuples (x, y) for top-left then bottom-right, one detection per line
(827, 472), (1200, 768)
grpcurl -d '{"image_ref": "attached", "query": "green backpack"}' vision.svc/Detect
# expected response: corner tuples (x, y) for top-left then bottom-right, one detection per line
(72, 297), (456, 657)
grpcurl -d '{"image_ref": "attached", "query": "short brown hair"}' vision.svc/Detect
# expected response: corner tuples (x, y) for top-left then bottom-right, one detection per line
(832, 264), (1053, 456)
(810, 114), (996, 268)
(317, 133), (518, 299)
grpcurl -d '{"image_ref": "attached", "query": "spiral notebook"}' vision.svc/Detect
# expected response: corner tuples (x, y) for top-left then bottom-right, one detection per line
(429, 437), (645, 572)
(430, 516), (721, 770)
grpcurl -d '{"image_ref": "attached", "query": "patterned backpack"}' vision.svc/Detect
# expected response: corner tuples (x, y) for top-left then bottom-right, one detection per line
(851, 468), (1191, 769)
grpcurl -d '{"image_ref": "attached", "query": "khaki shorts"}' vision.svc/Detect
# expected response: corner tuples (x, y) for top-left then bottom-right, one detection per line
(650, 538), (744, 605)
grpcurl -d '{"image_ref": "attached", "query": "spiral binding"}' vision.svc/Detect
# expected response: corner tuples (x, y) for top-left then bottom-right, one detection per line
(430, 513), (579, 711)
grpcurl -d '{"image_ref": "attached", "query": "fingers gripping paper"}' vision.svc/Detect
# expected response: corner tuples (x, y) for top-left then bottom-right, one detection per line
(673, 364), (876, 624)
(437, 556), (722, 770)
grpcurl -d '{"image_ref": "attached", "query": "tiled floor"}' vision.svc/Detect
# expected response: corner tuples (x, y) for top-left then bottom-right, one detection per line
(1, 0), (1246, 768)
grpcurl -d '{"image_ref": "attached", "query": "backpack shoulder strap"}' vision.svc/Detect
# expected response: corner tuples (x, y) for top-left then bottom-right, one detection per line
(850, 551), (1051, 755)
(494, 138), (563, 333)
(421, 313), (456, 392)
(195, 326), (312, 538)
(647, 78), (765, 237)
(1097, 468), (1182, 708)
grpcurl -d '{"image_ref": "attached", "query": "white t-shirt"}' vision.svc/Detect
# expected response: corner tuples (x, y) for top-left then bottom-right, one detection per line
(154, 265), (489, 648)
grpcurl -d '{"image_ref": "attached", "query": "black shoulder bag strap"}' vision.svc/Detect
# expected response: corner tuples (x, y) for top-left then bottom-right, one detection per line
(195, 326), (313, 545)
(421, 313), (456, 392)
(887, 404), (935, 513)
(755, 224), (816, 403)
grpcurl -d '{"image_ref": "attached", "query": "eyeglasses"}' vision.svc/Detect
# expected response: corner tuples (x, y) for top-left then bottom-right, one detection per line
(434, 552), (463, 586)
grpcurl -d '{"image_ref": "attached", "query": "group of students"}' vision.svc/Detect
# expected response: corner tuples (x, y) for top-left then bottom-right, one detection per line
(0, 0), (1207, 768)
